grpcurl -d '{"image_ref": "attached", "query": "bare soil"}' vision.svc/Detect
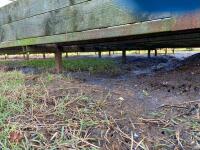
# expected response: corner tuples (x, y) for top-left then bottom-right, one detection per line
(59, 53), (200, 149)
(56, 53), (199, 149)
(69, 54), (200, 112)
(0, 52), (200, 149)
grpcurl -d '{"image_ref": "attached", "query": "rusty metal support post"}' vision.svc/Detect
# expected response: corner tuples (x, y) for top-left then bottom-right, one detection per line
(148, 50), (151, 58)
(122, 50), (127, 64)
(172, 48), (175, 54)
(65, 52), (68, 58)
(109, 51), (111, 56)
(55, 46), (63, 73)
(26, 52), (30, 60)
(155, 49), (158, 56)
(43, 53), (46, 59)
(98, 51), (102, 58)
(4, 54), (7, 60)
(165, 48), (167, 55)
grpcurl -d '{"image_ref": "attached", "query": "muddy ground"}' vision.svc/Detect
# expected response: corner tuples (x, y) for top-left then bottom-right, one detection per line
(5, 52), (200, 112)
(66, 53), (200, 149)
(67, 53), (200, 112)
(0, 52), (200, 149)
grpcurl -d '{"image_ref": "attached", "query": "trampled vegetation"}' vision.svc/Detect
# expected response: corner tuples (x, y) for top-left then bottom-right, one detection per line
(0, 53), (199, 149)
(0, 71), (130, 149)
(0, 70), (199, 149)
(0, 58), (119, 75)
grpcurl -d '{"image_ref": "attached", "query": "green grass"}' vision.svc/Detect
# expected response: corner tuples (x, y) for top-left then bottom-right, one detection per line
(0, 71), (26, 149)
(0, 58), (120, 75)
(0, 69), (199, 149)
(0, 71), (111, 149)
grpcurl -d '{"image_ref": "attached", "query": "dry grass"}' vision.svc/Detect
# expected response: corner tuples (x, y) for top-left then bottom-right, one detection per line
(0, 71), (199, 149)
